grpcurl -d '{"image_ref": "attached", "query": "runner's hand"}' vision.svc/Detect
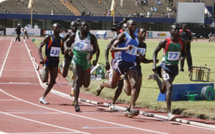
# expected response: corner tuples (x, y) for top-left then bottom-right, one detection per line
(126, 45), (133, 51)
(105, 61), (110, 70)
(39, 59), (44, 64)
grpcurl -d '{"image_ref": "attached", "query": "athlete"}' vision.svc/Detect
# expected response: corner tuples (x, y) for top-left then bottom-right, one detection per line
(38, 23), (64, 104)
(65, 21), (99, 112)
(96, 20), (140, 117)
(103, 23), (127, 111)
(123, 27), (158, 115)
(148, 24), (185, 120)
(62, 21), (78, 78)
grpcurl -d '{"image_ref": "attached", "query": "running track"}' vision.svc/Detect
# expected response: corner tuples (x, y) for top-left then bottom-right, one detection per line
(0, 37), (215, 134)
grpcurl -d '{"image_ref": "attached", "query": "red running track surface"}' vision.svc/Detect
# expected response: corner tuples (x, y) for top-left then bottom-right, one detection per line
(0, 37), (215, 134)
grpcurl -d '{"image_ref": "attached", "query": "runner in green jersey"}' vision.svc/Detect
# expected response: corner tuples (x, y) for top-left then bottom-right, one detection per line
(148, 24), (186, 121)
(65, 21), (100, 112)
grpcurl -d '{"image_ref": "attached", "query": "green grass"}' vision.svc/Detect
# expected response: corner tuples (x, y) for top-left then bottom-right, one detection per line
(34, 39), (215, 121)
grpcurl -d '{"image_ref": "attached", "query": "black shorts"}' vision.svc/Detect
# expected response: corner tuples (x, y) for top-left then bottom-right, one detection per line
(156, 63), (178, 79)
(44, 58), (59, 68)
(136, 65), (142, 76)
(114, 59), (136, 75)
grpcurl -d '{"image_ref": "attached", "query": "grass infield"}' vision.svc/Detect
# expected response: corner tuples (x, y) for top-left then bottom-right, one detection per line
(34, 38), (215, 121)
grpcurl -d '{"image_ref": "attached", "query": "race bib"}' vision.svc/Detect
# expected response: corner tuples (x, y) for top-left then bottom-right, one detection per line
(167, 51), (180, 61)
(50, 47), (60, 57)
(126, 46), (146, 56)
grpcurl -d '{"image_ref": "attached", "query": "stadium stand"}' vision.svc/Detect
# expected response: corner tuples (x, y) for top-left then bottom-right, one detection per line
(0, 0), (213, 18)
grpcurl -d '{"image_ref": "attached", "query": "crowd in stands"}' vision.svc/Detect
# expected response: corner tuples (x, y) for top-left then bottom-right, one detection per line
(2, 0), (213, 19)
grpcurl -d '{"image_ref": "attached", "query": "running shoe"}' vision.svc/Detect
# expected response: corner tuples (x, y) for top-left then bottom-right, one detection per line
(167, 113), (176, 121)
(75, 105), (80, 112)
(128, 109), (140, 118)
(124, 107), (130, 117)
(39, 97), (49, 105)
(109, 104), (118, 111)
(147, 73), (158, 80)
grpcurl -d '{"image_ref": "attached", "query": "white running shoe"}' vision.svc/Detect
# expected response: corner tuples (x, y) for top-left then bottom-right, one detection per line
(39, 97), (49, 105)
(109, 104), (118, 111)
(167, 113), (176, 121)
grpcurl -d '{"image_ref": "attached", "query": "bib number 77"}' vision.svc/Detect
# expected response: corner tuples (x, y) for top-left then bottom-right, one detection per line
(167, 52), (180, 61)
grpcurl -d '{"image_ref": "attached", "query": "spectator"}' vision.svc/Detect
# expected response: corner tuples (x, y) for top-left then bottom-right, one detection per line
(87, 10), (91, 16)
(135, 0), (138, 7)
(179, 24), (193, 73)
(140, 12), (144, 17)
(150, 6), (154, 12)
(144, 0), (148, 6)
(120, 0), (123, 7)
(51, 9), (54, 15)
(154, 6), (158, 12)
(23, 25), (29, 39)
(140, 0), (144, 6)
(161, 12), (165, 18)
(157, 0), (161, 6)
(34, 23), (39, 29)
(81, 10), (85, 16)
(15, 23), (21, 42)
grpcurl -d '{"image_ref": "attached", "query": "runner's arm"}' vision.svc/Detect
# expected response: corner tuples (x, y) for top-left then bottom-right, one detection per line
(38, 35), (50, 64)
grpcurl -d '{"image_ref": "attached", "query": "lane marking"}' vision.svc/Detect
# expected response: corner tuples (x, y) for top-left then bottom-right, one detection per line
(0, 38), (13, 78)
(0, 88), (168, 134)
(0, 110), (89, 134)
(0, 99), (20, 101)
(22, 37), (215, 131)
(10, 132), (78, 134)
(0, 82), (40, 85)
(82, 126), (128, 129)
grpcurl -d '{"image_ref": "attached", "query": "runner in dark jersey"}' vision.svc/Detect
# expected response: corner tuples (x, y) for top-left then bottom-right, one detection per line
(104, 23), (127, 111)
(62, 21), (78, 78)
(38, 23), (64, 105)
(148, 24), (185, 121)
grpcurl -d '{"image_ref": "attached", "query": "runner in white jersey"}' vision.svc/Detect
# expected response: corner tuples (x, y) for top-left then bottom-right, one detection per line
(65, 21), (99, 112)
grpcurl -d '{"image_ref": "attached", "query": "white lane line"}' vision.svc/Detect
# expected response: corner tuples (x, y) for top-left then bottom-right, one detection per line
(11, 132), (79, 134)
(0, 88), (167, 134)
(0, 38), (13, 78)
(0, 99), (20, 101)
(0, 111), (89, 134)
(22, 34), (215, 131)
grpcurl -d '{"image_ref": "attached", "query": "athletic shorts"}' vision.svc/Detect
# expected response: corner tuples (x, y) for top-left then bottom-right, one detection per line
(114, 59), (136, 75)
(44, 58), (59, 68)
(156, 63), (178, 80)
(136, 65), (142, 76)
(72, 55), (91, 71)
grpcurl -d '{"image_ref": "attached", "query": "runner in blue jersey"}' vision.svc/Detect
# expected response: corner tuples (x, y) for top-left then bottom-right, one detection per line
(38, 23), (64, 105)
(148, 24), (186, 120)
(96, 20), (140, 117)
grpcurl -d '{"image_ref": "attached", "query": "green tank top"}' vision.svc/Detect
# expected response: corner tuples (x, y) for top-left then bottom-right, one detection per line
(72, 31), (93, 59)
(162, 38), (183, 65)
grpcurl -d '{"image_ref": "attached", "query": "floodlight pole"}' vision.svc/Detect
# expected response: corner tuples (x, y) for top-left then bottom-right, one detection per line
(31, 7), (33, 27)
(113, 11), (115, 24)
